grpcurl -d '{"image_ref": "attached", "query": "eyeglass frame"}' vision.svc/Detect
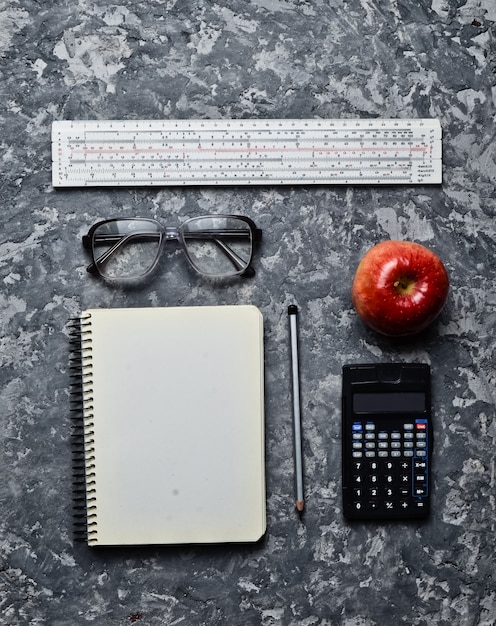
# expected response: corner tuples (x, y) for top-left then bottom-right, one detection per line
(82, 214), (262, 282)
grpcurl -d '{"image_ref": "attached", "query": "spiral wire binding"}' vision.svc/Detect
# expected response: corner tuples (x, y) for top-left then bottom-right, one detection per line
(69, 312), (98, 544)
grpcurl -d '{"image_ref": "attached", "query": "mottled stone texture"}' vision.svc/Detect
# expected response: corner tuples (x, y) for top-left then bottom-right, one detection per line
(1, 0), (495, 624)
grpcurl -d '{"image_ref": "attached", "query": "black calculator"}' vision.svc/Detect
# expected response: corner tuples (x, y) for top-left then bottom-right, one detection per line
(342, 363), (432, 520)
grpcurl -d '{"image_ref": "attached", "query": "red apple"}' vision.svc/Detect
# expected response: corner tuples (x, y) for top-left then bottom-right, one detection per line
(351, 240), (449, 336)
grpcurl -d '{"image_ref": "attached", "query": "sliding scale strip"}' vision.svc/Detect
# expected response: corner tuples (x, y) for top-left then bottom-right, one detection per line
(51, 118), (442, 187)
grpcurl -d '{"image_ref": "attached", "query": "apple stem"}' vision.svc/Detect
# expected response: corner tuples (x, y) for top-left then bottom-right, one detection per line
(394, 277), (415, 295)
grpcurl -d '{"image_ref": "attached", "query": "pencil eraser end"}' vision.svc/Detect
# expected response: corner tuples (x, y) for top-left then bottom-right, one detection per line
(288, 305), (298, 316)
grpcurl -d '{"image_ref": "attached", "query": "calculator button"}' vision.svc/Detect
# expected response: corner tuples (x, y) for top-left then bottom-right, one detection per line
(346, 417), (429, 519)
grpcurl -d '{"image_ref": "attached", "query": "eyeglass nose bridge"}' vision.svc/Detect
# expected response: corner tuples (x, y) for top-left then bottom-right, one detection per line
(164, 227), (180, 241)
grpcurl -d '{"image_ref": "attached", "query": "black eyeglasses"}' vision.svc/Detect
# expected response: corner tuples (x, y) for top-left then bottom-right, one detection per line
(82, 215), (262, 282)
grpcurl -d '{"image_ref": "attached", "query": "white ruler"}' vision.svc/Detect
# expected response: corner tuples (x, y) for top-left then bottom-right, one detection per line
(52, 118), (442, 187)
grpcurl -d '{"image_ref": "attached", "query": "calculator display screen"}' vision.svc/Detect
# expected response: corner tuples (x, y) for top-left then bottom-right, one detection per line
(353, 392), (425, 413)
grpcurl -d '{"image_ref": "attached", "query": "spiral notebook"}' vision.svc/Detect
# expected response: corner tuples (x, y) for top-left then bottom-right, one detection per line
(70, 305), (265, 546)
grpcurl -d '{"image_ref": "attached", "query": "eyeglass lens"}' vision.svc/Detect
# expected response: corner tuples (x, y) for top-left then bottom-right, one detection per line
(182, 216), (253, 277)
(91, 219), (162, 281)
(91, 216), (254, 280)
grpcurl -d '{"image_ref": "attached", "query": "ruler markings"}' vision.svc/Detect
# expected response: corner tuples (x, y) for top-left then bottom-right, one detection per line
(52, 118), (442, 186)
(62, 165), (417, 174)
(89, 176), (415, 184)
(62, 162), (420, 172)
(70, 143), (430, 150)
(65, 158), (416, 165)
(64, 165), (416, 173)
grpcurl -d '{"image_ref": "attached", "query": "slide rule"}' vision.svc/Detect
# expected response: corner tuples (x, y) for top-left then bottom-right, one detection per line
(52, 118), (442, 187)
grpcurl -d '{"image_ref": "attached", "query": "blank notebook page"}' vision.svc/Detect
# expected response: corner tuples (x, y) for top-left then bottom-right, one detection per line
(81, 305), (265, 546)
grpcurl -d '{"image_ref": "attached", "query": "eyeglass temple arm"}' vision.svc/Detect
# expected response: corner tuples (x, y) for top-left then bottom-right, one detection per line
(82, 223), (262, 277)
(84, 230), (248, 274)
(184, 227), (262, 276)
(82, 232), (159, 275)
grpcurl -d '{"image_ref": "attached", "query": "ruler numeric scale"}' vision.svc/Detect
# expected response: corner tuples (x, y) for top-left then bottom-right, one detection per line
(52, 118), (442, 187)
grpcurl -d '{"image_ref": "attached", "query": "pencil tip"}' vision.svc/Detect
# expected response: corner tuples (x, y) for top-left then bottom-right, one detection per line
(296, 500), (304, 512)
